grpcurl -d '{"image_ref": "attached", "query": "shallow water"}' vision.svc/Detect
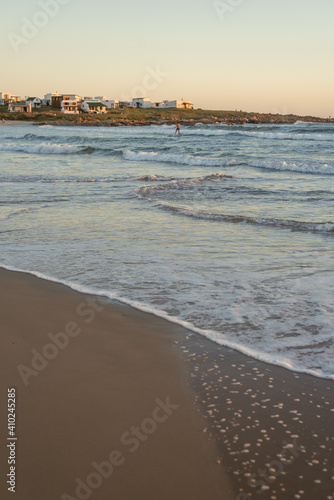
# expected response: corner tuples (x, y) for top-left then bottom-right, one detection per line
(0, 121), (333, 378)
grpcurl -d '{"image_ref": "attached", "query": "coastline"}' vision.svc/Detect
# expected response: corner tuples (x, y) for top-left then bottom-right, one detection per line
(1, 109), (333, 128)
(1, 268), (333, 499)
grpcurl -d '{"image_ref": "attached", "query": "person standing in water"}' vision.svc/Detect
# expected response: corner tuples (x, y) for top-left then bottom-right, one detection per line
(175, 122), (181, 136)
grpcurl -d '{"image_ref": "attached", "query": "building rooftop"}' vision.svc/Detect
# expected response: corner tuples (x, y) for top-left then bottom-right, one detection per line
(86, 102), (105, 107)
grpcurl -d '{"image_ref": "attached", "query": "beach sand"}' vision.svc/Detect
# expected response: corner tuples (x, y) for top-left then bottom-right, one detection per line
(1, 268), (333, 500)
(0, 268), (233, 500)
(1, 121), (34, 126)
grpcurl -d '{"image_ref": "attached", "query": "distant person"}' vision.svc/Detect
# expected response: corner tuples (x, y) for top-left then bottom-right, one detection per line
(2, 119), (5, 125)
(175, 122), (181, 136)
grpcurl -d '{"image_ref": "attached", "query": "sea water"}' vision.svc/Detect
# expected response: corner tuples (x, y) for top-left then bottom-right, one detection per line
(0, 121), (333, 379)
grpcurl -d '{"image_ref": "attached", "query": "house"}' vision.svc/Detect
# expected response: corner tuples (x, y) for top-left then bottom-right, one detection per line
(152, 102), (165, 108)
(81, 101), (107, 114)
(101, 100), (119, 109)
(10, 96), (21, 103)
(131, 97), (152, 109)
(51, 94), (81, 108)
(51, 93), (63, 108)
(61, 99), (79, 114)
(0, 92), (12, 105)
(163, 99), (193, 109)
(94, 96), (106, 101)
(1, 93), (21, 105)
(42, 93), (53, 106)
(26, 97), (42, 108)
(8, 102), (32, 113)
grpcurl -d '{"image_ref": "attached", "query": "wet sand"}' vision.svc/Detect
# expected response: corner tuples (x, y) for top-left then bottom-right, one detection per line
(178, 333), (334, 500)
(0, 268), (233, 500)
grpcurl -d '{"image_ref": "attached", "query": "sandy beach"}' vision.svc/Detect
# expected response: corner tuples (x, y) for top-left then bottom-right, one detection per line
(0, 268), (233, 500)
(1, 268), (333, 500)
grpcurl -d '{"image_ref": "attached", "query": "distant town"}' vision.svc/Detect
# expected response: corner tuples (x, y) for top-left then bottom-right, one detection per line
(0, 92), (194, 114)
(1, 92), (332, 127)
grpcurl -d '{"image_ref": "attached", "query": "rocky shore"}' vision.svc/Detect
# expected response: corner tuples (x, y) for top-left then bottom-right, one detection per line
(2, 109), (333, 127)
(34, 114), (333, 127)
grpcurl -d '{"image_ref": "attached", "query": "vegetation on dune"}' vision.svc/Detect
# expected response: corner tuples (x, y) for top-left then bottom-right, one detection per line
(0, 105), (332, 125)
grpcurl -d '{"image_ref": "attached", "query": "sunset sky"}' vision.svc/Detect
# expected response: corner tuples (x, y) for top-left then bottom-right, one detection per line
(2, 0), (333, 117)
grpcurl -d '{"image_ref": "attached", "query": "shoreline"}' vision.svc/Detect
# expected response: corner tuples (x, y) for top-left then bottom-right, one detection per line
(1, 268), (333, 499)
(1, 109), (333, 128)
(0, 267), (233, 500)
(1, 264), (332, 382)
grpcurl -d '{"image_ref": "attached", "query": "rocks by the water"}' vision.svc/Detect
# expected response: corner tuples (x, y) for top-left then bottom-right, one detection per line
(31, 113), (334, 128)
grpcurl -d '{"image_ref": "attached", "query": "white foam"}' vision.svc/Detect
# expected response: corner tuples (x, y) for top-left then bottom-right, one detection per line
(1, 263), (333, 381)
(0, 143), (85, 155)
(123, 150), (236, 167)
(124, 149), (334, 175)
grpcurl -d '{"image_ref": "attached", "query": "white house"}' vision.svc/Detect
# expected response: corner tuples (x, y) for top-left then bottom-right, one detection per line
(94, 96), (106, 101)
(164, 99), (193, 109)
(131, 97), (152, 109)
(67, 94), (82, 103)
(152, 102), (165, 108)
(1, 93), (21, 104)
(26, 97), (42, 108)
(61, 99), (79, 114)
(81, 101), (107, 114)
(42, 93), (52, 106)
(8, 102), (32, 113)
(101, 100), (119, 109)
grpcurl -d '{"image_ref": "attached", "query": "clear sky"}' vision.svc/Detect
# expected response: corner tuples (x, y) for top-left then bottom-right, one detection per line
(1, 0), (333, 116)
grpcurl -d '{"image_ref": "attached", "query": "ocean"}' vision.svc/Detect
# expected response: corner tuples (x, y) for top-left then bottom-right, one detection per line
(0, 121), (333, 379)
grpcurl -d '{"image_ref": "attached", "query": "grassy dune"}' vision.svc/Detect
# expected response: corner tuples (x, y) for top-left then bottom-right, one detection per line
(0, 105), (332, 125)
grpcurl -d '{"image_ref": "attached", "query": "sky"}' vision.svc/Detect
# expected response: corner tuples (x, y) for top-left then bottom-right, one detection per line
(1, 0), (333, 117)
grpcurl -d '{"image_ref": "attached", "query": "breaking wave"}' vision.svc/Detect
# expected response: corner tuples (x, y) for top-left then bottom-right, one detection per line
(124, 150), (334, 175)
(0, 143), (88, 155)
(123, 150), (237, 167)
(154, 206), (334, 233)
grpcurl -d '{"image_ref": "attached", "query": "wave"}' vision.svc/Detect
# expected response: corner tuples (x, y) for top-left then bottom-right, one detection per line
(0, 143), (87, 155)
(0, 173), (180, 184)
(152, 206), (334, 233)
(124, 150), (334, 175)
(240, 130), (334, 142)
(131, 174), (178, 182)
(123, 150), (237, 167)
(5, 207), (41, 219)
(135, 173), (231, 198)
(249, 159), (334, 175)
(1, 262), (333, 380)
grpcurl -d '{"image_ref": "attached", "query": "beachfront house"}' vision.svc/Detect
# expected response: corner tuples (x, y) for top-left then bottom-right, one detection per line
(61, 98), (79, 114)
(131, 97), (152, 109)
(26, 97), (42, 109)
(152, 102), (165, 108)
(8, 102), (32, 113)
(0, 92), (11, 104)
(81, 101), (107, 114)
(51, 94), (81, 109)
(1, 93), (21, 105)
(42, 93), (54, 106)
(102, 100), (119, 109)
(51, 93), (63, 108)
(164, 99), (193, 109)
